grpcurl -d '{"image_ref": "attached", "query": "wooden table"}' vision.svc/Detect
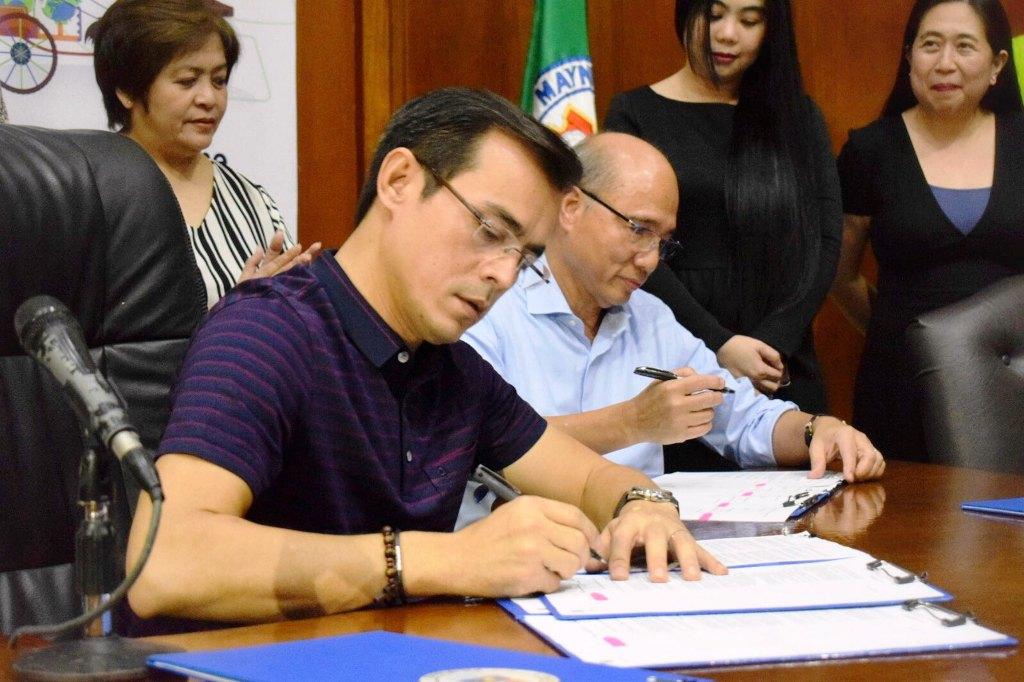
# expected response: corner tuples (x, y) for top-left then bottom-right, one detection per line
(5, 460), (1022, 680)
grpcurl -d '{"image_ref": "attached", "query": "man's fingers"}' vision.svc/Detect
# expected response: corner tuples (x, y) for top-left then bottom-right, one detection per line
(807, 438), (828, 479)
(539, 543), (587, 581)
(643, 531), (670, 582)
(524, 496), (601, 547)
(696, 545), (728, 576)
(669, 530), (703, 580)
(542, 516), (597, 568)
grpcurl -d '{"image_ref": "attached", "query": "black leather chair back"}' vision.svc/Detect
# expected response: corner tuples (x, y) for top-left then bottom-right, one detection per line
(907, 275), (1024, 473)
(0, 125), (206, 573)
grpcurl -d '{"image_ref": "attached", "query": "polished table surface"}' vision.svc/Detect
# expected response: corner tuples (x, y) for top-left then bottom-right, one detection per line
(5, 460), (1023, 680)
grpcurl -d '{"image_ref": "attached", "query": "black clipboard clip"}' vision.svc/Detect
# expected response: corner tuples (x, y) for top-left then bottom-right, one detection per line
(903, 599), (975, 627)
(866, 559), (926, 585)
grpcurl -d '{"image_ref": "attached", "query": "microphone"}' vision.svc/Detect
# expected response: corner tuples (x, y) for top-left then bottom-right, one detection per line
(14, 295), (162, 498)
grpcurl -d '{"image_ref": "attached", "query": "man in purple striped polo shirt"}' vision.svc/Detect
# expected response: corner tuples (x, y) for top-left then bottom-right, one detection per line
(126, 88), (726, 632)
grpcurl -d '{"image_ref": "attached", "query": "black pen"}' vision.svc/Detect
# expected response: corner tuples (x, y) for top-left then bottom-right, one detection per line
(633, 366), (736, 394)
(472, 464), (606, 564)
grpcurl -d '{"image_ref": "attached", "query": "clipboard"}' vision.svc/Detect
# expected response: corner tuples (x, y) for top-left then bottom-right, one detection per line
(147, 630), (709, 681)
(519, 602), (1016, 670)
(539, 557), (950, 620)
(654, 470), (845, 522)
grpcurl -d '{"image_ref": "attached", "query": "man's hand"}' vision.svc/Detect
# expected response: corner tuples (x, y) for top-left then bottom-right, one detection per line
(448, 496), (602, 597)
(600, 500), (727, 582)
(239, 231), (322, 283)
(808, 416), (886, 482)
(716, 335), (784, 394)
(631, 367), (726, 444)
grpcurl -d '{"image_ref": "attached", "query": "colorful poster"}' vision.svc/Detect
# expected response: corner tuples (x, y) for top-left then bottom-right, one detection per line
(0, 0), (298, 236)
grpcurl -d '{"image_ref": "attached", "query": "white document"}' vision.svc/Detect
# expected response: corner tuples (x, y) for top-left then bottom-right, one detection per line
(522, 605), (1016, 669)
(697, 531), (869, 567)
(504, 535), (868, 618)
(540, 557), (947, 619)
(654, 470), (844, 522)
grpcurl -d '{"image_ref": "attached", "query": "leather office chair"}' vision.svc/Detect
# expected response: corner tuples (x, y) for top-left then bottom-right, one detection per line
(0, 125), (206, 633)
(907, 275), (1024, 473)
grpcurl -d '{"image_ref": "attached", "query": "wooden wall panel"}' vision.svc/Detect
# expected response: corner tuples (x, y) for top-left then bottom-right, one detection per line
(792, 1), (915, 421)
(361, 0), (534, 168)
(298, 0), (1023, 418)
(295, 0), (360, 248)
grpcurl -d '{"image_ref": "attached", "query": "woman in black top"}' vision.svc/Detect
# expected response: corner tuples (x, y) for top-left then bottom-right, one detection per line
(605, 0), (841, 424)
(832, 0), (1023, 461)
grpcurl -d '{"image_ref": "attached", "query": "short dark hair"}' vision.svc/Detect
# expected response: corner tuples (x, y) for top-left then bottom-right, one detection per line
(883, 0), (1024, 116)
(355, 87), (582, 223)
(87, 0), (240, 131)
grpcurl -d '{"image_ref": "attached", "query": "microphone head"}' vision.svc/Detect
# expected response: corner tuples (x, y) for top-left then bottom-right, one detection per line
(14, 295), (76, 355)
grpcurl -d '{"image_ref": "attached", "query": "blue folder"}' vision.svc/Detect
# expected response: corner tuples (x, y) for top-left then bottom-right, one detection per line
(147, 630), (708, 681)
(961, 497), (1024, 518)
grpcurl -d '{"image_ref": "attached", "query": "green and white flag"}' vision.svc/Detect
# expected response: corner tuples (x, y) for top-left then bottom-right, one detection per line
(520, 0), (596, 146)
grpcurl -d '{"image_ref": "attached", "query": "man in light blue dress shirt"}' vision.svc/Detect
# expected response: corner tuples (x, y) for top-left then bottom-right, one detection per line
(458, 133), (885, 528)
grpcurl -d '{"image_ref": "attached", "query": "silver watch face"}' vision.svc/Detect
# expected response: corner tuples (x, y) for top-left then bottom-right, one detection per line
(630, 487), (675, 504)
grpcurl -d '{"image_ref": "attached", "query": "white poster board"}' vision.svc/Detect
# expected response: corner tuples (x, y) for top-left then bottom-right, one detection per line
(1, 0), (298, 237)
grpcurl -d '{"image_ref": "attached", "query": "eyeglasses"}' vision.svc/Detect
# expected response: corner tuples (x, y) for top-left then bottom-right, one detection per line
(577, 186), (681, 261)
(416, 157), (549, 283)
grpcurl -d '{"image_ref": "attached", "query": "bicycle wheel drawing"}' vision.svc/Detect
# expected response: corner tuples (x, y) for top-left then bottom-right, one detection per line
(0, 11), (57, 94)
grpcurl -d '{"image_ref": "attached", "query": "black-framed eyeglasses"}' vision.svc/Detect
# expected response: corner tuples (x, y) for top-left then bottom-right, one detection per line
(415, 157), (550, 283)
(577, 186), (681, 261)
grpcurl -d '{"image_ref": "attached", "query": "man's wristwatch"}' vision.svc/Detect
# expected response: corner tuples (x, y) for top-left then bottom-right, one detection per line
(613, 486), (680, 518)
(803, 414), (824, 447)
(804, 414), (846, 447)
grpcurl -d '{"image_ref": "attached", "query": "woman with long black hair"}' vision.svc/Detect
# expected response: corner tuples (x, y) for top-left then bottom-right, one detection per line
(605, 0), (840, 468)
(831, 0), (1023, 461)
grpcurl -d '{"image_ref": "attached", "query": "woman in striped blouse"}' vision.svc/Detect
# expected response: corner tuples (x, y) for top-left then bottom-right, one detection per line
(89, 0), (319, 308)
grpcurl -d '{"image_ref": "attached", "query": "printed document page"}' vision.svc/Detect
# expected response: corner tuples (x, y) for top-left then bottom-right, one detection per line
(541, 557), (946, 619)
(696, 531), (869, 567)
(654, 470), (844, 522)
(523, 605), (1015, 668)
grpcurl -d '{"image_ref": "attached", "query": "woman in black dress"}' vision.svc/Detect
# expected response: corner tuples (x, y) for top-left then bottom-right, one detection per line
(605, 0), (839, 412)
(605, 0), (841, 468)
(832, 0), (1023, 461)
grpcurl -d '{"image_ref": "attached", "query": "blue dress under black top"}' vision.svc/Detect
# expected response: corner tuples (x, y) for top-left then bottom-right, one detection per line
(838, 112), (1024, 461)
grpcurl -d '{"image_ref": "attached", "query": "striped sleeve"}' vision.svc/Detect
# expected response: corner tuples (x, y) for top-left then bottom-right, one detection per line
(158, 291), (312, 496)
(189, 162), (291, 308)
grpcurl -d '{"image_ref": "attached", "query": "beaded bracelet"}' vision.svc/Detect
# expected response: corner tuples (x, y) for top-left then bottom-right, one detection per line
(377, 525), (406, 607)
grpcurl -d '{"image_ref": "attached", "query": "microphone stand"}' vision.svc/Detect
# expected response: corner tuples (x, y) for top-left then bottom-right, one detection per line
(12, 439), (178, 680)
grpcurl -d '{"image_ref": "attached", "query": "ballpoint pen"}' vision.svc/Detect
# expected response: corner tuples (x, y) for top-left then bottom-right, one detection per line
(472, 464), (606, 564)
(633, 366), (736, 394)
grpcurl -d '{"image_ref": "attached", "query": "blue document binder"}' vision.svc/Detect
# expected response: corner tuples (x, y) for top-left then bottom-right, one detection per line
(961, 497), (1024, 518)
(147, 630), (707, 681)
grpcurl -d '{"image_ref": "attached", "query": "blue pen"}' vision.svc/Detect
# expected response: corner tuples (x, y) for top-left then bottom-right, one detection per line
(472, 464), (606, 564)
